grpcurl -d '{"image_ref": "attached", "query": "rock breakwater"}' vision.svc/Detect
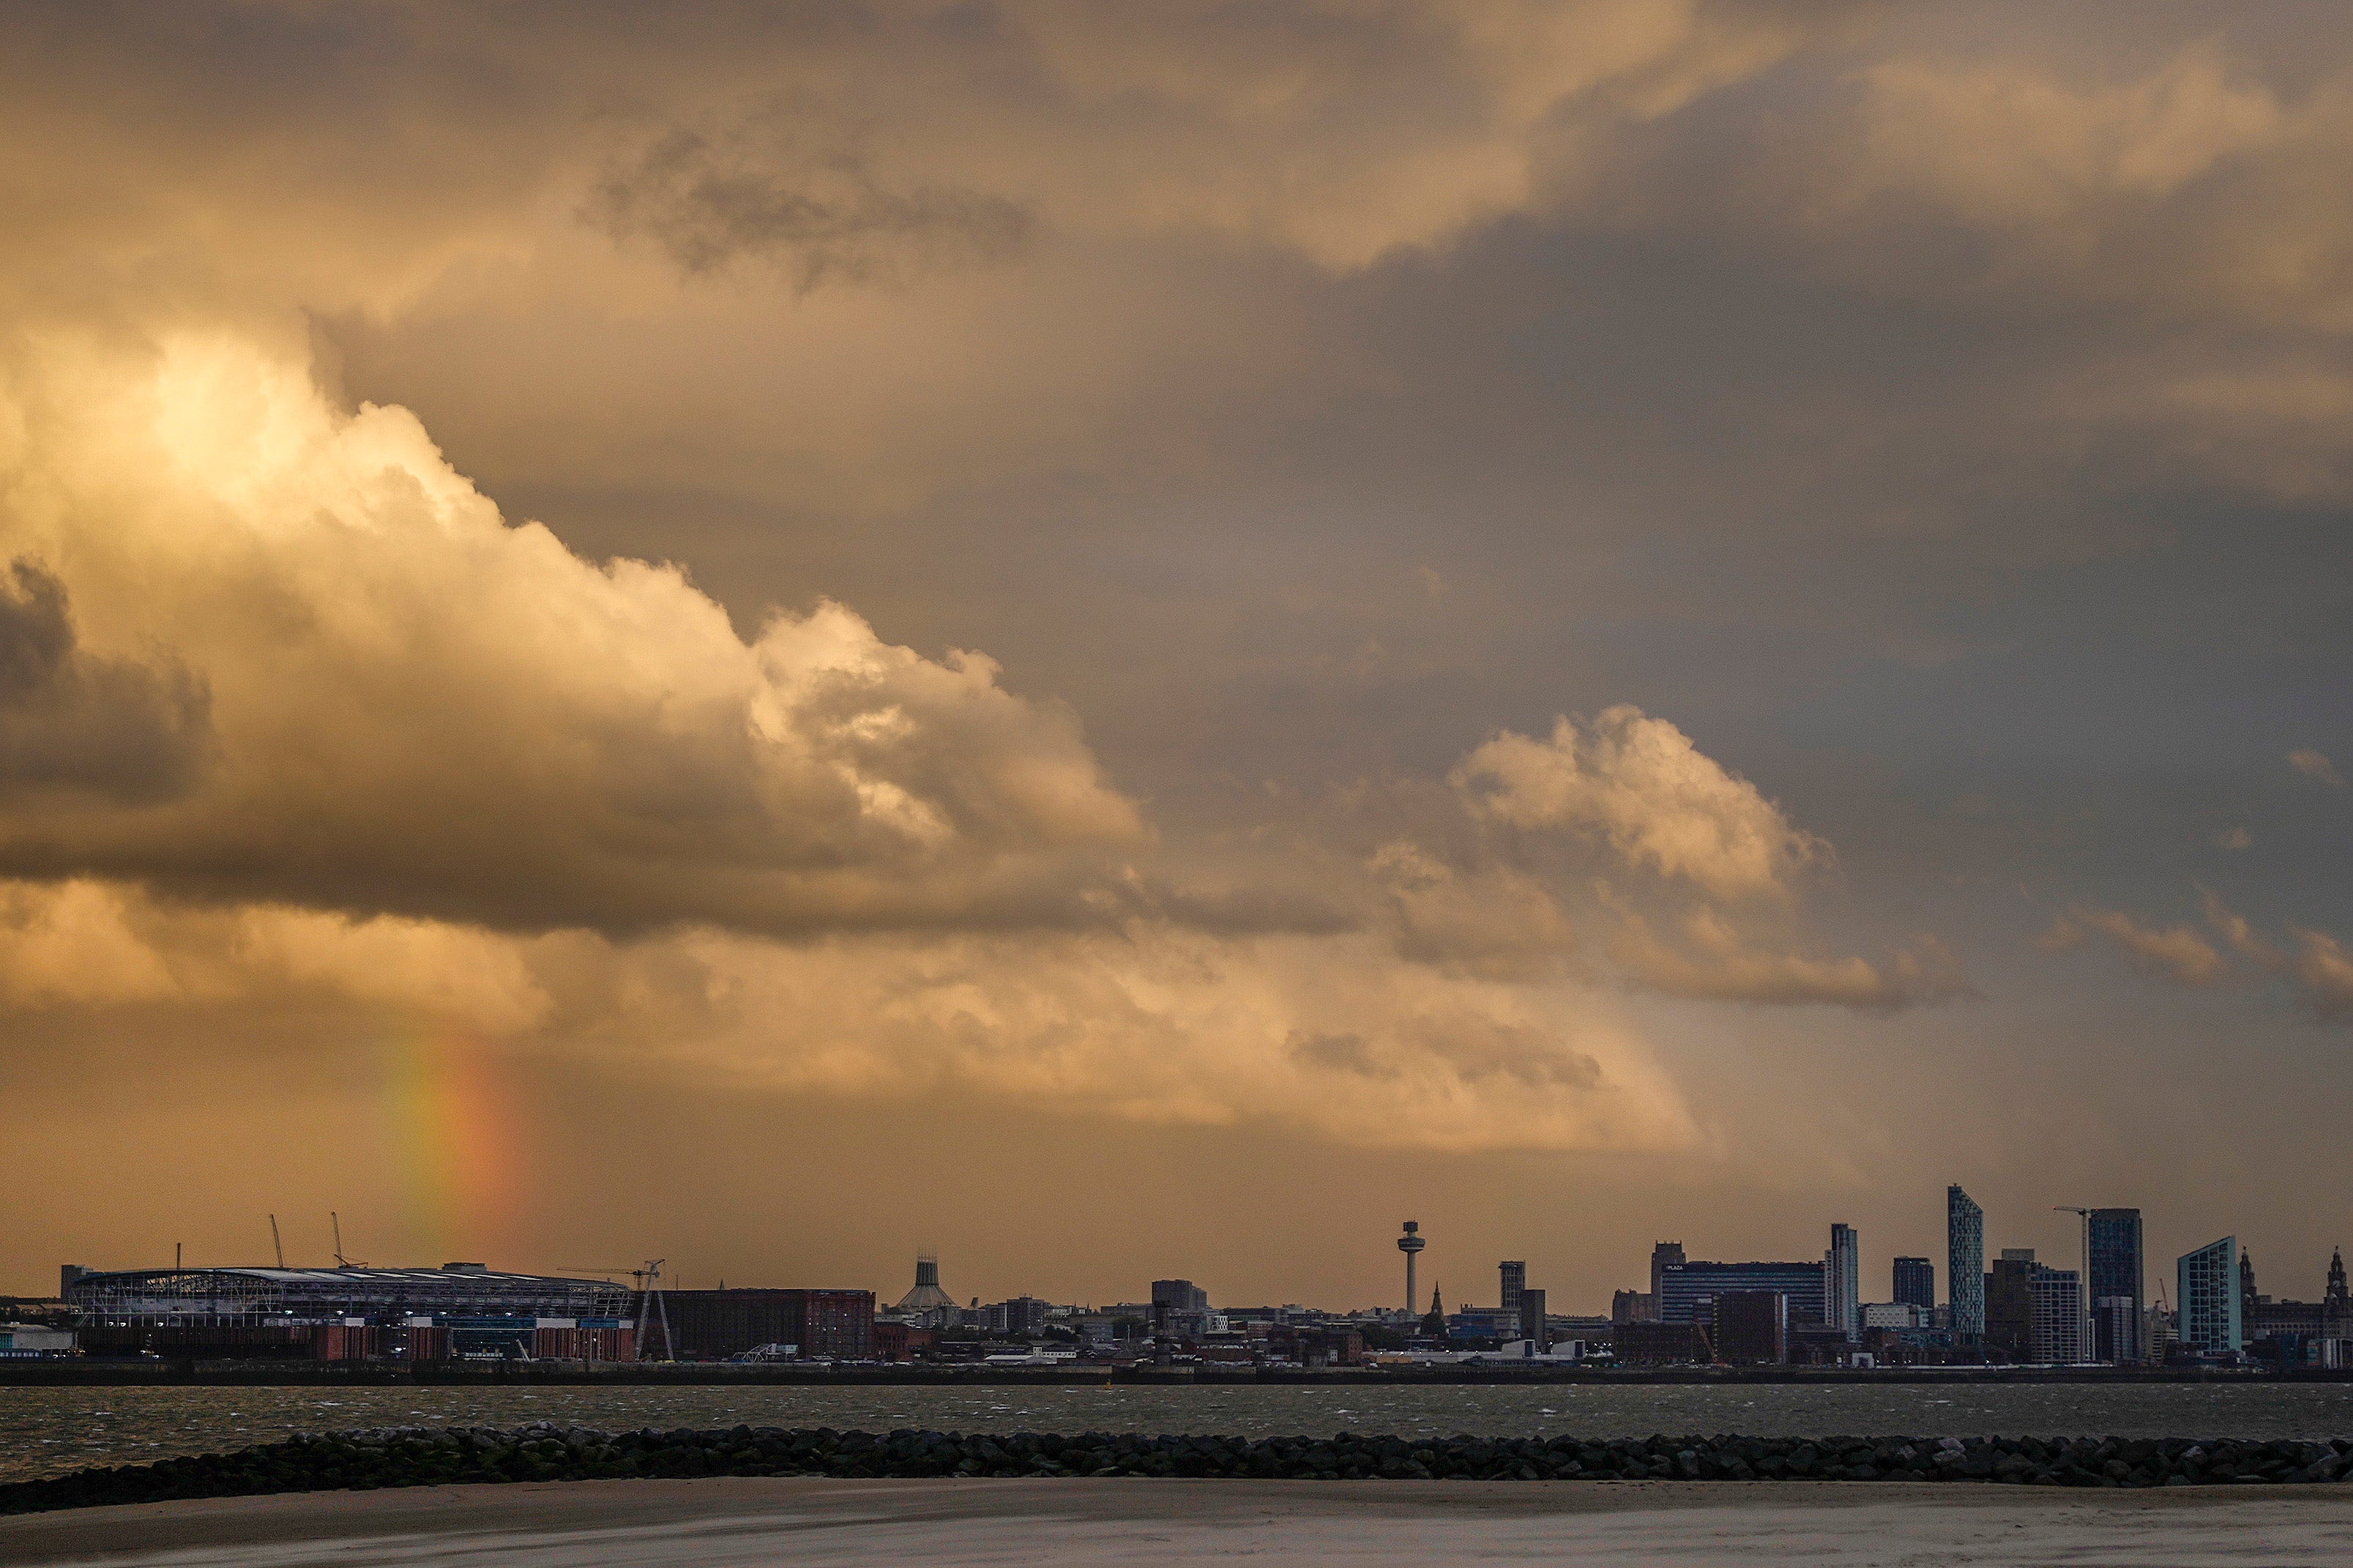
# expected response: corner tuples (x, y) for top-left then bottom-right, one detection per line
(8, 1425), (2353, 1514)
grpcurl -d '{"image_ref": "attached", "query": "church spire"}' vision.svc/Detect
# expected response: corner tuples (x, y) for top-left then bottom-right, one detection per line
(2330, 1247), (2347, 1306)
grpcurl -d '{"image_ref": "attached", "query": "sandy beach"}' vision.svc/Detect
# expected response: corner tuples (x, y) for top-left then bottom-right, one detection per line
(7, 1479), (2353, 1567)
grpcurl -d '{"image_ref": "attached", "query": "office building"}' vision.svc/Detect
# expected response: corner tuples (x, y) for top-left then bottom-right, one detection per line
(1892, 1256), (1934, 1313)
(2177, 1236), (2242, 1354)
(2029, 1265), (2084, 1364)
(2086, 1209), (2143, 1363)
(1825, 1224), (1860, 1340)
(1499, 1261), (1525, 1316)
(1862, 1302), (1925, 1329)
(1611, 1290), (1655, 1324)
(1715, 1291), (1788, 1364)
(1151, 1280), (1210, 1313)
(1986, 1249), (2036, 1356)
(1658, 1261), (1825, 1326)
(1948, 1186), (1985, 1342)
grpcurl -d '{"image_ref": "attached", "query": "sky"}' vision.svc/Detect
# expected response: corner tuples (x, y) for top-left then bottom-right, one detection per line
(1, 1), (2349, 1314)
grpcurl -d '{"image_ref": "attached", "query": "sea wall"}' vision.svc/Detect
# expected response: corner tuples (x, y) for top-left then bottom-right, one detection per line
(8, 1423), (2353, 1513)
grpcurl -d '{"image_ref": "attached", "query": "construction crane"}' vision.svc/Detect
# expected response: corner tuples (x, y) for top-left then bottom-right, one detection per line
(2056, 1207), (2095, 1363)
(330, 1212), (366, 1269)
(269, 1214), (286, 1269)
(556, 1261), (673, 1362)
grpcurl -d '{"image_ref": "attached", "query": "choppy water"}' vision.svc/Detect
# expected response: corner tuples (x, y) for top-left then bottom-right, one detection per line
(9, 1382), (2353, 1484)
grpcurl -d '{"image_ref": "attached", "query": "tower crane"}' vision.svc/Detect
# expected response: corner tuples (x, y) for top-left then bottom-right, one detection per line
(2056, 1207), (2095, 1363)
(556, 1260), (674, 1362)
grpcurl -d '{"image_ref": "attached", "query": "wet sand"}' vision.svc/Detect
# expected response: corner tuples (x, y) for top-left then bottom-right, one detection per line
(7, 1478), (2353, 1566)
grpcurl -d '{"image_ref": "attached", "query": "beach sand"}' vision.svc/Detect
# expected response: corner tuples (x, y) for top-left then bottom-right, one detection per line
(7, 1478), (2353, 1567)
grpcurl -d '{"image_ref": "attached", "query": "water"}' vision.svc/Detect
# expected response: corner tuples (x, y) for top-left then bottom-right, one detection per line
(11, 1383), (2353, 1484)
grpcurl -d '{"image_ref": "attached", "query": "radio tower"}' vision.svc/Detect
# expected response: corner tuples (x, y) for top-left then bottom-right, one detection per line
(1398, 1221), (1427, 1315)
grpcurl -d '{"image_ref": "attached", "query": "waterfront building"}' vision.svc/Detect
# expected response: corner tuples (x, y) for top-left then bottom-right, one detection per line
(1518, 1287), (1548, 1351)
(2029, 1265), (2085, 1364)
(1611, 1289), (1656, 1324)
(1715, 1291), (1788, 1364)
(1612, 1320), (1711, 1364)
(660, 1288), (875, 1362)
(1948, 1185), (1985, 1343)
(1826, 1224), (1860, 1339)
(1657, 1260), (1825, 1326)
(2087, 1209), (2143, 1363)
(1499, 1261), (1525, 1315)
(1892, 1256), (1934, 1313)
(2177, 1236), (2242, 1354)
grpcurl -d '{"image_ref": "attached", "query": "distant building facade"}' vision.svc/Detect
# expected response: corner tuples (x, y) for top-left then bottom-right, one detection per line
(1658, 1261), (1825, 1327)
(1715, 1291), (1789, 1364)
(2177, 1236), (2242, 1354)
(1499, 1261), (1525, 1316)
(660, 1288), (874, 1362)
(1948, 1186), (1985, 1343)
(1986, 1248), (2037, 1357)
(2086, 1209), (2143, 1363)
(2029, 1265), (2084, 1364)
(1152, 1280), (1211, 1313)
(1825, 1224), (1860, 1340)
(1892, 1256), (1934, 1313)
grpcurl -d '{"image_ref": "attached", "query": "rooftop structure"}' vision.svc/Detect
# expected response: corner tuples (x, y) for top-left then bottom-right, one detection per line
(64, 1265), (630, 1325)
(895, 1255), (956, 1314)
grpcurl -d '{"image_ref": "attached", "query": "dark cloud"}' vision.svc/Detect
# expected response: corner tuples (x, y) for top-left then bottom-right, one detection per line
(0, 561), (207, 804)
(586, 128), (1034, 291)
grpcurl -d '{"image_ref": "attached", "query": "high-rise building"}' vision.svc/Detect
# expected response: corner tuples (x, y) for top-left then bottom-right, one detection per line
(2029, 1265), (2084, 1364)
(2177, 1236), (2242, 1354)
(1892, 1256), (1934, 1312)
(1658, 1261), (1825, 1326)
(1151, 1279), (1209, 1313)
(1499, 1261), (1526, 1315)
(1825, 1224), (1860, 1340)
(1987, 1249), (2037, 1356)
(2086, 1209), (2143, 1363)
(1650, 1242), (1685, 1299)
(1947, 1186), (1985, 1343)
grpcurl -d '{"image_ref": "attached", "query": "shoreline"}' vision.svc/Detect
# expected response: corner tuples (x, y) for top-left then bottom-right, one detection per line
(8, 1478), (2353, 1567)
(0, 1361), (2322, 1387)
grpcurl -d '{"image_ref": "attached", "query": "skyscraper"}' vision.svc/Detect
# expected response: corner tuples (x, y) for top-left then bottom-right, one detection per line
(2177, 1236), (2242, 1354)
(2086, 1209), (2143, 1363)
(1499, 1261), (1525, 1315)
(1948, 1185), (1985, 1342)
(1892, 1256), (1934, 1312)
(2029, 1264), (2085, 1364)
(1825, 1223), (1860, 1340)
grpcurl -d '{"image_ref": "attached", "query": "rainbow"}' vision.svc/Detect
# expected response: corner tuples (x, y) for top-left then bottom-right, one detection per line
(379, 1025), (529, 1256)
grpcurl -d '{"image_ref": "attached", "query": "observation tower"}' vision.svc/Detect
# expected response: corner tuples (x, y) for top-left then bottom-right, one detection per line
(1398, 1221), (1426, 1315)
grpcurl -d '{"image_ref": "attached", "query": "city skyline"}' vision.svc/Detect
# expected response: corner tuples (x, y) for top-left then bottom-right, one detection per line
(4, 4), (2353, 1306)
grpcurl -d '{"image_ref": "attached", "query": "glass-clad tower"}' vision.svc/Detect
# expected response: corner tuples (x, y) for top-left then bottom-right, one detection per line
(1948, 1185), (1985, 1342)
(1827, 1224), (1860, 1339)
(2177, 1236), (2242, 1354)
(2087, 1208), (2144, 1362)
